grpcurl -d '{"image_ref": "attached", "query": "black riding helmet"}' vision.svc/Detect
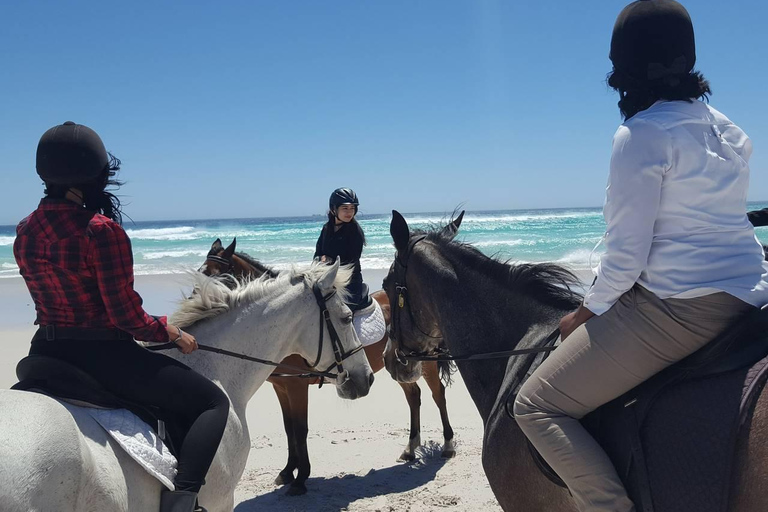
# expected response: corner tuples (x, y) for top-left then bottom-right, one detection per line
(329, 188), (360, 214)
(610, 0), (695, 84)
(36, 121), (109, 185)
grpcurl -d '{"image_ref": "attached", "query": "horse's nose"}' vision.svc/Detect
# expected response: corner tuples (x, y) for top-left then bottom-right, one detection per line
(368, 372), (375, 387)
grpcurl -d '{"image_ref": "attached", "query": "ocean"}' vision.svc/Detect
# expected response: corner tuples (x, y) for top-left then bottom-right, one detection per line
(2, 203), (768, 279)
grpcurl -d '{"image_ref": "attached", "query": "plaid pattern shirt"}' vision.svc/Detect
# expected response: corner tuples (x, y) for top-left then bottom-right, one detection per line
(14, 199), (169, 343)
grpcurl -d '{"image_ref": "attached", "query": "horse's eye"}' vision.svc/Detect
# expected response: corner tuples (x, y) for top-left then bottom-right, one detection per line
(343, 315), (353, 325)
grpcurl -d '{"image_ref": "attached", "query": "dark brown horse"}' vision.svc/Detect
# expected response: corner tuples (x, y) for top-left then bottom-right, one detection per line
(382, 210), (768, 512)
(200, 238), (457, 496)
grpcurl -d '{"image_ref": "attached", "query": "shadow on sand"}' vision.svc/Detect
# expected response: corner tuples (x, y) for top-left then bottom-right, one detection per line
(235, 442), (450, 512)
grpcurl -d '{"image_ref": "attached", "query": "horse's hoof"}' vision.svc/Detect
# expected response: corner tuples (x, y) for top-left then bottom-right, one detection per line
(275, 471), (295, 485)
(286, 483), (307, 496)
(441, 449), (456, 459)
(398, 451), (416, 462)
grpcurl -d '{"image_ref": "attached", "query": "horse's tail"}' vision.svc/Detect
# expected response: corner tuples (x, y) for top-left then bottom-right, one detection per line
(438, 359), (457, 386)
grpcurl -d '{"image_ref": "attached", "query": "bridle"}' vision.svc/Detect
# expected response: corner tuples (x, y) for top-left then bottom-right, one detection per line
(308, 284), (365, 375)
(390, 234), (561, 364)
(390, 235), (450, 365)
(203, 253), (235, 275)
(150, 282), (364, 382)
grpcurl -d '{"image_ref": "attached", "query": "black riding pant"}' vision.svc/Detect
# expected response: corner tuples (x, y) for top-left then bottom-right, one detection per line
(29, 338), (230, 493)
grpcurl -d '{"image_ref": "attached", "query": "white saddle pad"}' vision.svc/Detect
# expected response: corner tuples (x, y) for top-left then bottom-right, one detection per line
(64, 403), (178, 490)
(353, 299), (386, 347)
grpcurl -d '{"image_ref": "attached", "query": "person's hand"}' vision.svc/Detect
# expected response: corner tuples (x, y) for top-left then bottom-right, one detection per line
(559, 305), (595, 340)
(320, 255), (327, 263)
(167, 324), (198, 354)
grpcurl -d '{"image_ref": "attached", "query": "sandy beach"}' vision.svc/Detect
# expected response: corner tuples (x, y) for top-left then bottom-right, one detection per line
(0, 267), (591, 511)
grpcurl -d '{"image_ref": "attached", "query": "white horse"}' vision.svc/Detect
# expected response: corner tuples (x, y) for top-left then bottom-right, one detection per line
(0, 260), (373, 512)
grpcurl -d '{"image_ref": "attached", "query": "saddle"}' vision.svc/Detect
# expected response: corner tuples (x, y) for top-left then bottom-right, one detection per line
(507, 306), (768, 512)
(12, 355), (179, 455)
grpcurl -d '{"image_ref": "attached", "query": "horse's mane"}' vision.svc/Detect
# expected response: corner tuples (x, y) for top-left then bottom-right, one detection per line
(235, 251), (279, 278)
(171, 262), (354, 329)
(414, 227), (583, 311)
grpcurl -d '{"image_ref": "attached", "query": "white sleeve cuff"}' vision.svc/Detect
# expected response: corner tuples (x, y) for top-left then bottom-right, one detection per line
(582, 297), (614, 316)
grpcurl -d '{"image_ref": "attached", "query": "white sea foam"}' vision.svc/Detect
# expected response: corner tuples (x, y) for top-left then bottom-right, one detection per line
(133, 264), (191, 276)
(399, 211), (600, 226)
(0, 236), (16, 246)
(556, 249), (602, 270)
(474, 239), (533, 248)
(125, 226), (200, 241)
(0, 263), (20, 279)
(139, 249), (210, 260)
(360, 256), (397, 270)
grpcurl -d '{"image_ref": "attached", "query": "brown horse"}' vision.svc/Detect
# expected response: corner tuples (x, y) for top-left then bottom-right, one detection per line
(200, 238), (457, 496)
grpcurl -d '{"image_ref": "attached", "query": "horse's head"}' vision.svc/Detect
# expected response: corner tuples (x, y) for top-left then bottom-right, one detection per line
(200, 238), (237, 278)
(383, 209), (464, 383)
(307, 258), (374, 399)
(200, 239), (276, 287)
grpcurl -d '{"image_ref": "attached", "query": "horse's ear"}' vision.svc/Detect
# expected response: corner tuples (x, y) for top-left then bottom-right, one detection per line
(318, 257), (340, 291)
(223, 238), (236, 258)
(390, 210), (410, 255)
(211, 238), (223, 251)
(440, 210), (465, 241)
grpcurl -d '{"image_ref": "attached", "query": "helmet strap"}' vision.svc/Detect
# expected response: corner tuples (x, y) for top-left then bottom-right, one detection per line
(65, 187), (85, 205)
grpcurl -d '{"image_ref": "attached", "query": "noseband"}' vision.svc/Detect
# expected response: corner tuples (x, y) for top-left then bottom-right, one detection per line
(390, 235), (449, 364)
(204, 254), (234, 274)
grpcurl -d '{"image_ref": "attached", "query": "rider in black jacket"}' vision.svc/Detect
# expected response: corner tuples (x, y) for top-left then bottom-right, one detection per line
(314, 188), (370, 310)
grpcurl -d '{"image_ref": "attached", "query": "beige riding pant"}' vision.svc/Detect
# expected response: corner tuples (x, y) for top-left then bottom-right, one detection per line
(513, 285), (753, 512)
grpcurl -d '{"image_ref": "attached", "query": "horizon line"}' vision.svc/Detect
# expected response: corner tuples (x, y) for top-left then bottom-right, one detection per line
(2, 201), (768, 228)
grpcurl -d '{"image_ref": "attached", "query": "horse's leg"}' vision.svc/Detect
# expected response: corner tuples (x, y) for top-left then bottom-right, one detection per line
(731, 387), (768, 511)
(398, 381), (422, 462)
(285, 379), (311, 496)
(271, 379), (298, 486)
(363, 337), (388, 375)
(423, 361), (456, 458)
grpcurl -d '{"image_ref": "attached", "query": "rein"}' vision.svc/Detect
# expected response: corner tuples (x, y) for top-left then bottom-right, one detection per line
(150, 283), (364, 382)
(147, 342), (340, 380)
(398, 328), (561, 362)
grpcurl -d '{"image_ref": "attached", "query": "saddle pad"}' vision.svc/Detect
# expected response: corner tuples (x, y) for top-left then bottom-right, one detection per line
(67, 404), (178, 490)
(639, 357), (768, 512)
(353, 299), (386, 347)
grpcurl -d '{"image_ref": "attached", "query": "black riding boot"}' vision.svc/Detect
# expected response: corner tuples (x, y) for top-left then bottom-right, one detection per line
(159, 490), (208, 512)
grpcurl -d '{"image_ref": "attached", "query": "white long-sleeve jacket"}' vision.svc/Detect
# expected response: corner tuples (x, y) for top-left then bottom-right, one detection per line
(583, 99), (768, 315)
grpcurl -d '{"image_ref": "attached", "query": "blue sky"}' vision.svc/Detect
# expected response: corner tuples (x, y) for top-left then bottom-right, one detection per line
(1, 1), (766, 224)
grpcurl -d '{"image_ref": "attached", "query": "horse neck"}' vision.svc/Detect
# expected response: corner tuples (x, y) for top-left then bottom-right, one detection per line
(231, 255), (265, 281)
(181, 279), (316, 412)
(413, 247), (569, 422)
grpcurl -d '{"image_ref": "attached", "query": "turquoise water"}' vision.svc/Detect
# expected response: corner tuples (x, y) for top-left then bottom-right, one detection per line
(2, 204), (767, 278)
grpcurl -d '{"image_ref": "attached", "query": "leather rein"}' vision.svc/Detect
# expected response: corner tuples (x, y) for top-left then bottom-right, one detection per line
(150, 283), (364, 382)
(391, 235), (560, 364)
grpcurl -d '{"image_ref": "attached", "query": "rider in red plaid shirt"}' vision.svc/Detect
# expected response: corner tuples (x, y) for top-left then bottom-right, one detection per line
(15, 198), (169, 341)
(13, 121), (228, 512)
